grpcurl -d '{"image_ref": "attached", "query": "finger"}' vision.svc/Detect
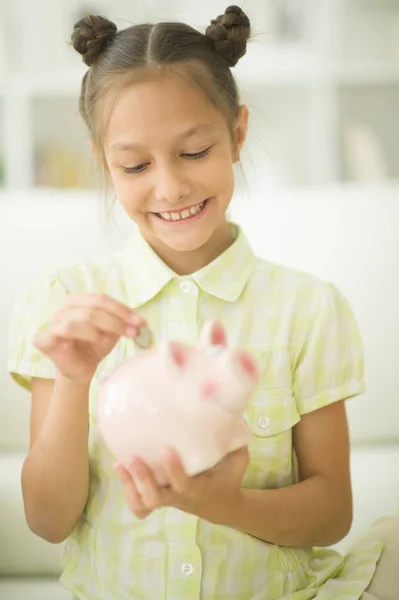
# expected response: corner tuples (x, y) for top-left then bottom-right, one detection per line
(163, 447), (189, 495)
(114, 463), (151, 519)
(229, 446), (249, 458)
(129, 458), (162, 510)
(224, 446), (249, 462)
(66, 293), (148, 328)
(223, 446), (250, 471)
(62, 296), (151, 345)
(55, 306), (141, 338)
(33, 328), (119, 358)
(33, 330), (61, 354)
(205, 446), (249, 477)
(37, 319), (112, 348)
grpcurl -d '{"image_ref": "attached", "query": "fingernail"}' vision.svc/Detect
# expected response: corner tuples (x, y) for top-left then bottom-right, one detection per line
(130, 457), (142, 471)
(125, 326), (138, 337)
(164, 447), (176, 461)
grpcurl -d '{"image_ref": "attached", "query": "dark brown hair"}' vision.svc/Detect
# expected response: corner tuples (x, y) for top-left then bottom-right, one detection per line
(71, 6), (251, 168)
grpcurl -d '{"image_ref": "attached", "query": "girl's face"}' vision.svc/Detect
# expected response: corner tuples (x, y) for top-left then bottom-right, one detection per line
(103, 71), (248, 273)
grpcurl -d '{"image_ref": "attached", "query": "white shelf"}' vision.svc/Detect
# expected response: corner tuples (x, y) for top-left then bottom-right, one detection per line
(0, 69), (86, 98)
(238, 58), (399, 88)
(235, 44), (324, 86)
(333, 62), (399, 85)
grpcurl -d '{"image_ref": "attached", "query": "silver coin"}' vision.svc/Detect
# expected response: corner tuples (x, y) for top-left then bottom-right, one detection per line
(134, 325), (153, 349)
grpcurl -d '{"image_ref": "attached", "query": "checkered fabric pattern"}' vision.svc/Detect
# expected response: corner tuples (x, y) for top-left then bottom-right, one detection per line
(8, 223), (381, 599)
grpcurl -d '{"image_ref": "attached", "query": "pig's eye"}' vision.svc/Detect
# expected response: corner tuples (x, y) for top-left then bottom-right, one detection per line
(200, 380), (219, 400)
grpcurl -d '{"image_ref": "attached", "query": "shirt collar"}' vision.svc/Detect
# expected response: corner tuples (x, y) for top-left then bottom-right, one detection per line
(118, 222), (256, 309)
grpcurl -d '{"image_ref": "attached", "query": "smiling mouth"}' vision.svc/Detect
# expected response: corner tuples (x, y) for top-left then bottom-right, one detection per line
(154, 199), (208, 222)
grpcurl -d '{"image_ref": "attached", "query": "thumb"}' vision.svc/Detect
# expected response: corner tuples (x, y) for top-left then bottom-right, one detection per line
(32, 330), (57, 354)
(225, 445), (249, 467)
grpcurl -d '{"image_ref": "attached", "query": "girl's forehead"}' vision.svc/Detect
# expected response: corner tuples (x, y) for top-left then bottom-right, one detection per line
(110, 74), (216, 117)
(104, 77), (226, 148)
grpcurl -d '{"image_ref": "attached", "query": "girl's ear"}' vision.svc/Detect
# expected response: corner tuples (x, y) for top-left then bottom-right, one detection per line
(232, 105), (249, 163)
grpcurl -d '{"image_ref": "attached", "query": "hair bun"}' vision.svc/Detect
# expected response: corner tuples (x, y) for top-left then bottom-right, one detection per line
(205, 5), (250, 67)
(71, 15), (117, 67)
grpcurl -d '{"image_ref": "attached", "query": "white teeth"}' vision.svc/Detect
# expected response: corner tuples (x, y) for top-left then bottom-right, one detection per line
(159, 201), (205, 221)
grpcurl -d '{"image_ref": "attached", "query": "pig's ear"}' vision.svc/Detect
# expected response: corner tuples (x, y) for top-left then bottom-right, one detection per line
(229, 350), (260, 384)
(237, 351), (260, 381)
(160, 341), (188, 372)
(199, 320), (227, 349)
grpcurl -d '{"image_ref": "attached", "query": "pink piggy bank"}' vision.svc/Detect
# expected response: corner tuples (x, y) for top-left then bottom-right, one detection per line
(97, 320), (260, 485)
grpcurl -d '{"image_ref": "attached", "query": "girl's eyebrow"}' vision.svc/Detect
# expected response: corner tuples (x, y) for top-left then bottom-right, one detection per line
(109, 124), (217, 153)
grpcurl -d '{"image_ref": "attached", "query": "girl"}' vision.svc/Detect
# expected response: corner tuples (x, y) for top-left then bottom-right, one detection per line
(8, 5), (396, 600)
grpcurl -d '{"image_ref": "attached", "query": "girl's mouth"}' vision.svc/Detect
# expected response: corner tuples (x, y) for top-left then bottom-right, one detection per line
(154, 199), (209, 223)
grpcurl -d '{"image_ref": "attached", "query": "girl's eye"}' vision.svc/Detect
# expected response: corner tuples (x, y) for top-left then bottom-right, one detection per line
(122, 163), (149, 175)
(183, 146), (212, 160)
(121, 146), (212, 174)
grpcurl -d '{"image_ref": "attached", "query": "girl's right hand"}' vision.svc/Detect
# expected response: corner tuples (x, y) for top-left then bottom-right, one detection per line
(33, 293), (147, 384)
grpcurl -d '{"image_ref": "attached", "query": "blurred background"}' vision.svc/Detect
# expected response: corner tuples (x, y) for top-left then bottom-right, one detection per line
(0, 1), (398, 599)
(0, 0), (398, 188)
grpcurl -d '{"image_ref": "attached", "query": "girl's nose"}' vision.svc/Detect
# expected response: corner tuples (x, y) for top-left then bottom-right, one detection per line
(154, 163), (191, 205)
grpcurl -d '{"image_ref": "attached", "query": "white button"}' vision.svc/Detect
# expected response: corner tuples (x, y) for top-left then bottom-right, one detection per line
(257, 415), (270, 429)
(179, 280), (195, 294)
(181, 563), (194, 576)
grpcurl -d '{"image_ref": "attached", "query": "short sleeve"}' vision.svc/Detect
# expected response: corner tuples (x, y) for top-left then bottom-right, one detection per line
(7, 274), (69, 392)
(292, 282), (365, 415)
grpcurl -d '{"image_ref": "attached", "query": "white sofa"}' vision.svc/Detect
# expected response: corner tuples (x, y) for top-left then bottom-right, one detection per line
(1, 184), (398, 599)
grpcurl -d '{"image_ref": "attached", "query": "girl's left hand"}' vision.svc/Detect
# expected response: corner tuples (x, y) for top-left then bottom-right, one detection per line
(114, 446), (249, 522)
